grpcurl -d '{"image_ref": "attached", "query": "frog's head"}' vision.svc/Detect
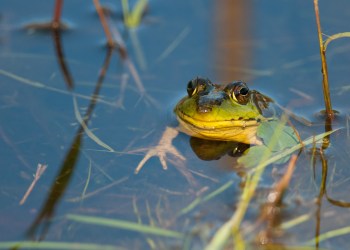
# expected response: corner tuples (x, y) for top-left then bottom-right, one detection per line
(174, 77), (273, 144)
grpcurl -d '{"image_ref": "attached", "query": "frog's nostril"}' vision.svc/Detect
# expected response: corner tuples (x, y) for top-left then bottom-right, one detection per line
(198, 106), (212, 113)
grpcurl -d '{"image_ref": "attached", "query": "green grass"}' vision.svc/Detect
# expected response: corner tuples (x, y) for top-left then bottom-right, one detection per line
(0, 241), (123, 250)
(67, 214), (184, 239)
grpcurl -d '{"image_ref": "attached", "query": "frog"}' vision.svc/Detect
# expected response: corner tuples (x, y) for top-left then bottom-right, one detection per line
(134, 77), (298, 173)
(174, 77), (273, 145)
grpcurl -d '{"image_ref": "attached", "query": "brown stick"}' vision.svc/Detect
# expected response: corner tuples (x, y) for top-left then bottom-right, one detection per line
(271, 154), (298, 204)
(52, 0), (64, 29)
(93, 0), (115, 48)
(313, 0), (334, 119)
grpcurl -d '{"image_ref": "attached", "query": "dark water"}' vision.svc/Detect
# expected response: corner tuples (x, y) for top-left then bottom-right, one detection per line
(1, 0), (350, 249)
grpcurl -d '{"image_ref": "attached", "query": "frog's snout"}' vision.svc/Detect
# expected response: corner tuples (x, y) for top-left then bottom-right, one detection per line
(197, 92), (226, 113)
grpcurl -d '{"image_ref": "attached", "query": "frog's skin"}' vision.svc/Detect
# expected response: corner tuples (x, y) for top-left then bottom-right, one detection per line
(174, 77), (273, 145)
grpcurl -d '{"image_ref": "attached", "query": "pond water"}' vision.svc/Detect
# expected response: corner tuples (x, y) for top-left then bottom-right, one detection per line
(1, 0), (350, 249)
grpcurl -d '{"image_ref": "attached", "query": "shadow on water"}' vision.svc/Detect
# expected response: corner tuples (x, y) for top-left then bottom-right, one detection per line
(23, 0), (74, 89)
(19, 0), (156, 243)
(52, 28), (74, 90)
(26, 43), (113, 240)
(310, 115), (350, 249)
(20, 4), (117, 238)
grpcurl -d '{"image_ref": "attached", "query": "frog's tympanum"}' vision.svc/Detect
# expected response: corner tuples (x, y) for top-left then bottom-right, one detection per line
(174, 77), (273, 145)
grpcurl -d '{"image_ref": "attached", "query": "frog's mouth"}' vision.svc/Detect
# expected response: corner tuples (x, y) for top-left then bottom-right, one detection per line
(176, 111), (259, 130)
(176, 111), (262, 144)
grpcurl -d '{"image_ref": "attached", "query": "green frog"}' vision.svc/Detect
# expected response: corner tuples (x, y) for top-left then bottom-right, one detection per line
(174, 77), (273, 145)
(134, 77), (297, 173)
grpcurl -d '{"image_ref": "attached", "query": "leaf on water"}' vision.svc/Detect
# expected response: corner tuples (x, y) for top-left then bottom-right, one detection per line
(257, 120), (299, 152)
(238, 145), (270, 168)
(238, 121), (299, 167)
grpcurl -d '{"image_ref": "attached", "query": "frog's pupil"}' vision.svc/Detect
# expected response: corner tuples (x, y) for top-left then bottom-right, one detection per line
(240, 87), (249, 96)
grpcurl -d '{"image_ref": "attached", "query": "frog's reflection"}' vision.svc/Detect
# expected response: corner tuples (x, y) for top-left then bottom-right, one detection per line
(189, 137), (250, 161)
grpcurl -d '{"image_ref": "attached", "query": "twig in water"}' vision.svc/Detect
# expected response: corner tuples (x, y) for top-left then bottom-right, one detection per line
(156, 26), (191, 63)
(66, 176), (129, 203)
(52, 0), (64, 29)
(115, 73), (128, 109)
(19, 164), (48, 205)
(93, 0), (115, 48)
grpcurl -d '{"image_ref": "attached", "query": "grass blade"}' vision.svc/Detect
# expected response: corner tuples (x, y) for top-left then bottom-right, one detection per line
(324, 32), (350, 51)
(67, 214), (183, 239)
(0, 241), (122, 250)
(179, 180), (234, 215)
(305, 226), (350, 245)
(73, 96), (115, 152)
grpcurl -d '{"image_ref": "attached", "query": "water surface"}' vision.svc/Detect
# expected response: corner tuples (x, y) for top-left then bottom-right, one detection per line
(1, 0), (350, 249)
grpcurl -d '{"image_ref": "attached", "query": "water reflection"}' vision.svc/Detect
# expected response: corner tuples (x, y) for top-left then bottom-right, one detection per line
(214, 0), (253, 82)
(27, 47), (113, 240)
(52, 28), (74, 89)
(189, 137), (250, 161)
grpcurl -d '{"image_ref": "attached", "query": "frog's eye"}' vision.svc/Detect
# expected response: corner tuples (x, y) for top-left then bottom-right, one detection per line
(239, 86), (249, 96)
(227, 81), (250, 104)
(187, 77), (211, 97)
(187, 80), (197, 97)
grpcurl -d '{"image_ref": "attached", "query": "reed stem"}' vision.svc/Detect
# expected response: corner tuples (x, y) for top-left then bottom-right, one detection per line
(52, 0), (64, 29)
(93, 0), (115, 48)
(313, 0), (334, 119)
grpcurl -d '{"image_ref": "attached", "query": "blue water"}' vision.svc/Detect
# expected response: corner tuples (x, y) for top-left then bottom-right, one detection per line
(1, 0), (350, 249)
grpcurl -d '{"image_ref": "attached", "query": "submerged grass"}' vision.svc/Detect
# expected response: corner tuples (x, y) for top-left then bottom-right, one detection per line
(66, 214), (184, 239)
(206, 126), (340, 249)
(255, 245), (328, 250)
(280, 213), (312, 230)
(305, 226), (350, 245)
(179, 180), (234, 215)
(73, 96), (116, 152)
(0, 69), (119, 107)
(66, 176), (129, 203)
(0, 241), (122, 250)
(132, 199), (157, 249)
(206, 116), (290, 250)
(80, 159), (92, 201)
(121, 0), (148, 28)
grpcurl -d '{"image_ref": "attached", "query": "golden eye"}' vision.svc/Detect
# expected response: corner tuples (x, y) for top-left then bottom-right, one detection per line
(226, 81), (250, 104)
